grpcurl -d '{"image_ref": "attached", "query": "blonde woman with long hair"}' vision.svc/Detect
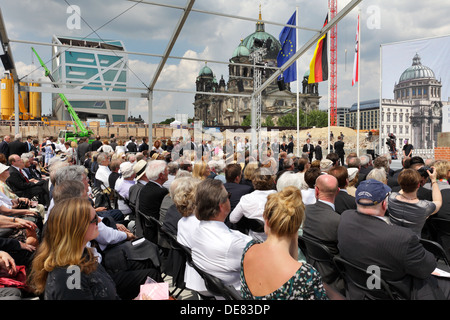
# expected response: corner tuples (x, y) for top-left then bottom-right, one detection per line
(192, 161), (211, 180)
(240, 186), (330, 300)
(28, 197), (119, 300)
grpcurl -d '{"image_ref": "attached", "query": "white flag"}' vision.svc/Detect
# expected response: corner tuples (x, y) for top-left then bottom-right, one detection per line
(352, 14), (360, 86)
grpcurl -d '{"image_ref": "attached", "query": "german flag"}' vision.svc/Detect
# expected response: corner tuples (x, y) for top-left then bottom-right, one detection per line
(308, 15), (328, 83)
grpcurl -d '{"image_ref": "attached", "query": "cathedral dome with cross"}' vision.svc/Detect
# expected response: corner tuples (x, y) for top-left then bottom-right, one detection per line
(193, 7), (321, 127)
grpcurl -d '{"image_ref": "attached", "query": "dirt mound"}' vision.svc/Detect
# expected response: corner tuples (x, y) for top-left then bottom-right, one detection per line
(282, 126), (377, 151)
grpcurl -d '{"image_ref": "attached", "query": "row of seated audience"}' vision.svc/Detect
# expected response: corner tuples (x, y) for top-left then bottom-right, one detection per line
(1, 133), (450, 300)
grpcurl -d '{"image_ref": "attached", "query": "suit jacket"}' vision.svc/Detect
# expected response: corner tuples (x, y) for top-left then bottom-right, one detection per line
(387, 168), (404, 188)
(334, 140), (345, 156)
(137, 181), (168, 243)
(91, 140), (103, 152)
(303, 201), (343, 292)
(8, 140), (27, 157)
(126, 142), (137, 153)
(314, 145), (323, 161)
(334, 190), (356, 214)
(287, 142), (294, 154)
(0, 141), (9, 159)
(338, 209), (446, 300)
(302, 143), (315, 161)
(6, 166), (46, 204)
(77, 141), (90, 163)
(224, 182), (253, 213)
(7, 166), (44, 191)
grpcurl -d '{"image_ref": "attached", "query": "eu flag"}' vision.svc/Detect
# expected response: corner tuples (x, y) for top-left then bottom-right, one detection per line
(277, 11), (297, 83)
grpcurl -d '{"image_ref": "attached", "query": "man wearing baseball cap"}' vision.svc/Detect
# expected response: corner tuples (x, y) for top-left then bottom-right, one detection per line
(337, 179), (450, 300)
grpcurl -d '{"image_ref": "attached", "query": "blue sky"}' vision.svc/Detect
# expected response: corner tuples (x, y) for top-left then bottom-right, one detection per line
(1, 0), (449, 123)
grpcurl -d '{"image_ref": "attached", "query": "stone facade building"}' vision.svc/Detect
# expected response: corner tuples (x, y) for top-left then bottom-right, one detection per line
(193, 10), (320, 127)
(381, 53), (444, 151)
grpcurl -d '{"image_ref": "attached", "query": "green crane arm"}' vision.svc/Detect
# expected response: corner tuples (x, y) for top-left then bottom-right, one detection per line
(31, 47), (91, 136)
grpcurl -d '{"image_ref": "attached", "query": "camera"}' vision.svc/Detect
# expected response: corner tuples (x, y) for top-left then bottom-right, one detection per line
(418, 166), (433, 178)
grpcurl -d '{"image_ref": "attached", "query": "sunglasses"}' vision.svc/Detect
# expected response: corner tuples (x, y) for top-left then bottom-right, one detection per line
(90, 214), (99, 226)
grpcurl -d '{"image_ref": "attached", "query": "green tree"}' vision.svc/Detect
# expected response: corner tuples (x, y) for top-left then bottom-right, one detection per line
(277, 110), (305, 127)
(241, 115), (251, 126)
(262, 115), (275, 127)
(159, 117), (175, 124)
(306, 109), (328, 127)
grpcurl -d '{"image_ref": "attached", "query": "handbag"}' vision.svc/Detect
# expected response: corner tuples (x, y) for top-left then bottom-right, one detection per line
(0, 265), (28, 290)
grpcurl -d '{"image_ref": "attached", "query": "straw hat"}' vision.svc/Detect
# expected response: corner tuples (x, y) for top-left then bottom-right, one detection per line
(347, 167), (359, 182)
(133, 160), (148, 180)
(320, 159), (333, 172)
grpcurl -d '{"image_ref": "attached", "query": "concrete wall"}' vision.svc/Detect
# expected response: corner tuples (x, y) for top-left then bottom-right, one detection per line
(0, 124), (186, 143)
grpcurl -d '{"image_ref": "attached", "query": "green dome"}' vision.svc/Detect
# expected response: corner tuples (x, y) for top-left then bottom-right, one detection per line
(399, 53), (435, 83)
(198, 63), (213, 77)
(241, 17), (281, 60)
(232, 40), (250, 58)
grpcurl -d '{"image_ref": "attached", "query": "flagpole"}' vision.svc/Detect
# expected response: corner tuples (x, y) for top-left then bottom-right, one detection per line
(327, 7), (331, 155)
(356, 8), (361, 157)
(296, 6), (300, 157)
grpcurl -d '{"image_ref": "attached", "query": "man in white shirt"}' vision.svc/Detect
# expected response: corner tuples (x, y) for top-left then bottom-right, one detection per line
(189, 179), (251, 291)
(95, 152), (111, 189)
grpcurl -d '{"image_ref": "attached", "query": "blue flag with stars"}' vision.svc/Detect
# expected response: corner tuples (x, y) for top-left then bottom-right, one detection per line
(277, 11), (297, 83)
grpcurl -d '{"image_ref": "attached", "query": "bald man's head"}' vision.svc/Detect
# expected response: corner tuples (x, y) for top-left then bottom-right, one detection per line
(315, 174), (339, 202)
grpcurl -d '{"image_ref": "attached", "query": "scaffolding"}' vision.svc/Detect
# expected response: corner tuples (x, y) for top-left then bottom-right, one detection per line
(0, 0), (362, 140)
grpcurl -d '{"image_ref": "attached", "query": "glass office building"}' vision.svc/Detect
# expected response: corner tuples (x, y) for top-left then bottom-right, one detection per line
(51, 35), (128, 123)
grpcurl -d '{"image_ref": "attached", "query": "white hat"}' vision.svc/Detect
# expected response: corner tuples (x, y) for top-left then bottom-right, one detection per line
(0, 163), (9, 174)
(133, 160), (148, 181)
(320, 159), (334, 172)
(347, 167), (359, 182)
(119, 162), (135, 179)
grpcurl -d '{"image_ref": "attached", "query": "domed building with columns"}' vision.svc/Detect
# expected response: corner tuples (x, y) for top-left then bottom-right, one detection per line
(193, 9), (321, 127)
(381, 53), (444, 151)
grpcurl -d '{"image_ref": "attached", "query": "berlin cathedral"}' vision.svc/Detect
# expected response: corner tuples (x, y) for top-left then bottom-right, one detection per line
(193, 10), (321, 127)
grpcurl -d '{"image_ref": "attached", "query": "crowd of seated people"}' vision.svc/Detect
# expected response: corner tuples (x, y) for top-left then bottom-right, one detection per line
(1, 132), (450, 301)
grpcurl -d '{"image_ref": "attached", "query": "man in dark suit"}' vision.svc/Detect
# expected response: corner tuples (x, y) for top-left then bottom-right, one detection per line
(334, 135), (345, 166)
(8, 134), (27, 158)
(223, 163), (253, 231)
(90, 135), (103, 152)
(0, 135), (11, 161)
(303, 174), (344, 293)
(137, 160), (169, 244)
(302, 138), (315, 163)
(338, 179), (450, 300)
(126, 137), (137, 153)
(6, 154), (49, 206)
(314, 140), (323, 161)
(77, 137), (90, 165)
(287, 137), (294, 154)
(138, 137), (149, 152)
(329, 165), (357, 214)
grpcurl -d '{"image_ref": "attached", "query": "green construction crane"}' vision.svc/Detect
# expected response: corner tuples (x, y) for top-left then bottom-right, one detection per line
(31, 47), (94, 143)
